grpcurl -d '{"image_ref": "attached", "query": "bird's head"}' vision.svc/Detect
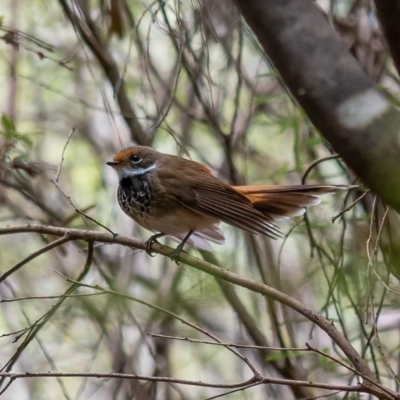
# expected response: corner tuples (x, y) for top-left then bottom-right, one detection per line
(106, 146), (159, 180)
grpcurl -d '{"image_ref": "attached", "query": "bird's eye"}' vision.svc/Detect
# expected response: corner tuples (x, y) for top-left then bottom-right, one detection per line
(130, 154), (141, 164)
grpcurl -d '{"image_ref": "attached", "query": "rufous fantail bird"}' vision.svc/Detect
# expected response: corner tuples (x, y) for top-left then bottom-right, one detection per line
(107, 146), (350, 260)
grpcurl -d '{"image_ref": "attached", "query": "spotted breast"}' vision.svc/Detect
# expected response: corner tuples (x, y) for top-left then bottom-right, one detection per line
(117, 175), (153, 221)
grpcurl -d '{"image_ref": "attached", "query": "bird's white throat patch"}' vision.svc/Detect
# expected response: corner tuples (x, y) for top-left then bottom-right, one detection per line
(118, 163), (157, 179)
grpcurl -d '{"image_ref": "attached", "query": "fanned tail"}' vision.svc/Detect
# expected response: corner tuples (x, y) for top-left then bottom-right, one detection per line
(233, 185), (354, 220)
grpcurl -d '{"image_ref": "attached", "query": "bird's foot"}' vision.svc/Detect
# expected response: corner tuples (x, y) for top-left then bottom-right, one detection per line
(145, 233), (165, 257)
(171, 229), (193, 264)
(171, 243), (187, 265)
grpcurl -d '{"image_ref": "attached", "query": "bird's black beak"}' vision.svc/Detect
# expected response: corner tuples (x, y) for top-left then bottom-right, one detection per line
(106, 161), (120, 167)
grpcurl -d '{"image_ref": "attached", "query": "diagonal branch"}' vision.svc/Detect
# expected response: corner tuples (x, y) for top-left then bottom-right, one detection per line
(0, 236), (71, 283)
(58, 0), (147, 145)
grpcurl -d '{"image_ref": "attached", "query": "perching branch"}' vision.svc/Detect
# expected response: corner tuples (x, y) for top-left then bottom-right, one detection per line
(0, 371), (369, 394)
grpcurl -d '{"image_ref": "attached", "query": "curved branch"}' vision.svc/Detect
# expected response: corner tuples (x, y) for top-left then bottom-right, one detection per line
(0, 371), (370, 394)
(0, 236), (71, 283)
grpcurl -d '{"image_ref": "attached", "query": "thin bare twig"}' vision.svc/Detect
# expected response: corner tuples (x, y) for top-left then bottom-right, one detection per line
(0, 292), (106, 303)
(0, 236), (71, 284)
(305, 343), (396, 399)
(58, 0), (147, 144)
(56, 127), (75, 182)
(0, 241), (94, 388)
(301, 155), (340, 184)
(0, 371), (369, 393)
(51, 180), (115, 235)
(205, 382), (263, 400)
(55, 272), (261, 377)
(148, 333), (309, 352)
(332, 190), (369, 223)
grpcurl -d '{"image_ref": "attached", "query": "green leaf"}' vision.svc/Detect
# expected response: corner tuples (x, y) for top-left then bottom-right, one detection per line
(1, 114), (16, 138)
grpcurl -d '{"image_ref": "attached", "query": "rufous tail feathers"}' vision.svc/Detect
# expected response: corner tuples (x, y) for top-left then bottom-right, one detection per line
(233, 185), (354, 220)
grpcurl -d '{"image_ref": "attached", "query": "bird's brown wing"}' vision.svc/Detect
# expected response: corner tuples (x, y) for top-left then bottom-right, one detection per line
(157, 159), (281, 238)
(191, 183), (281, 237)
(157, 155), (353, 236)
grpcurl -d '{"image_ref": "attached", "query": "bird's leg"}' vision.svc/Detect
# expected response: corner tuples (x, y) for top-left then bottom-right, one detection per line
(145, 233), (166, 256)
(171, 229), (194, 264)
